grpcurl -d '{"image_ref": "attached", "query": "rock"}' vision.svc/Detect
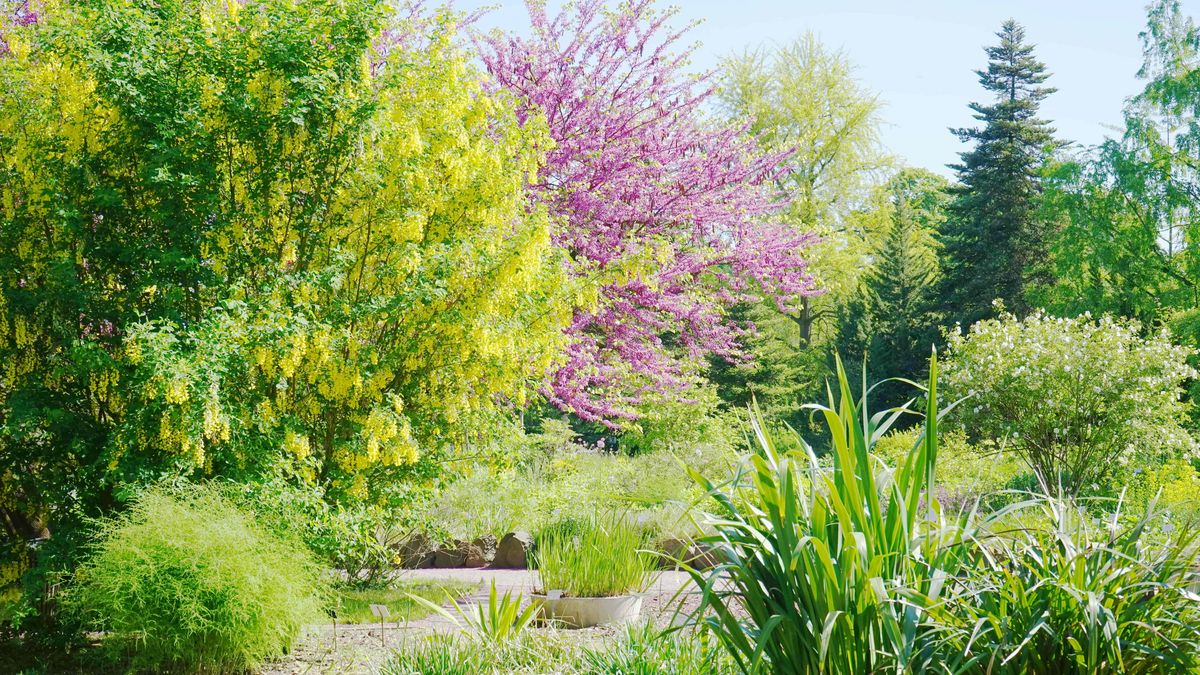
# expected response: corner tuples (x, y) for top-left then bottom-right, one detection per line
(656, 537), (689, 569)
(465, 535), (497, 567)
(395, 531), (437, 569)
(657, 537), (720, 570)
(432, 540), (468, 568)
(685, 543), (721, 570)
(494, 531), (533, 568)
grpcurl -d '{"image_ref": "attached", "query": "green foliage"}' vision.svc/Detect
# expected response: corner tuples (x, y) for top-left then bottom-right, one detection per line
(686, 355), (976, 674)
(0, 0), (573, 535)
(719, 33), (887, 230)
(535, 513), (653, 598)
(383, 626), (733, 675)
(1127, 458), (1200, 524)
(939, 20), (1059, 327)
(1033, 1), (1200, 430)
(874, 427), (1022, 509)
(61, 484), (326, 673)
(0, 584), (18, 631)
(334, 580), (474, 625)
(619, 386), (742, 457)
(940, 497), (1200, 673)
(428, 434), (734, 542)
(410, 580), (538, 645)
(580, 623), (734, 675)
(227, 476), (427, 588)
(713, 33), (889, 429)
(839, 168), (950, 409)
(943, 311), (1197, 492)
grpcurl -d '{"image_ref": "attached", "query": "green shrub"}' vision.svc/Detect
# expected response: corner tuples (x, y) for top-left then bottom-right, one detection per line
(686, 355), (977, 674)
(1127, 458), (1200, 524)
(535, 513), (653, 598)
(943, 311), (1198, 493)
(227, 477), (419, 588)
(619, 386), (742, 457)
(941, 497), (1200, 673)
(62, 484), (326, 673)
(875, 427), (1021, 510)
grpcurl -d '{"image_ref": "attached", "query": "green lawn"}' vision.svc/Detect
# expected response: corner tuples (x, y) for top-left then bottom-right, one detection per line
(335, 580), (477, 624)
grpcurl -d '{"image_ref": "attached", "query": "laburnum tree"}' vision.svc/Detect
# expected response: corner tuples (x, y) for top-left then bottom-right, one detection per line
(939, 20), (1058, 329)
(478, 0), (820, 424)
(0, 0), (573, 533)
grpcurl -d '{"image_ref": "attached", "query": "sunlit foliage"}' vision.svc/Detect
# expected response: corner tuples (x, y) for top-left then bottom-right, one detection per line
(0, 0), (573, 523)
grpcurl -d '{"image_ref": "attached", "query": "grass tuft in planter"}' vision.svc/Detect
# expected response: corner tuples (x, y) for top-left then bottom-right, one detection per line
(535, 513), (652, 598)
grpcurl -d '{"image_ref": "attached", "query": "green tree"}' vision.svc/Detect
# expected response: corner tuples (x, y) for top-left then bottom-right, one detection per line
(712, 34), (888, 428)
(1035, 1), (1200, 326)
(939, 20), (1058, 328)
(840, 169), (949, 408)
(0, 0), (573, 536)
(1034, 0), (1200, 422)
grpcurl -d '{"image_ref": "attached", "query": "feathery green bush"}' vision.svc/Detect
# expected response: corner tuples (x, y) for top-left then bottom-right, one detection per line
(62, 484), (326, 673)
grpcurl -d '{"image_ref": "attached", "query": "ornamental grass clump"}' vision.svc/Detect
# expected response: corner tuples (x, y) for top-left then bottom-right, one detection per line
(942, 494), (1200, 674)
(535, 513), (653, 598)
(685, 354), (980, 674)
(62, 484), (326, 673)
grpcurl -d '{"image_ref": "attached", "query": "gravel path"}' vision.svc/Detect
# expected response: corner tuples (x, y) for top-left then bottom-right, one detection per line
(261, 569), (702, 675)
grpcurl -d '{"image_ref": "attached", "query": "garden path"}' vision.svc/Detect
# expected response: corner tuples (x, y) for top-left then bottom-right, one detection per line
(261, 569), (699, 675)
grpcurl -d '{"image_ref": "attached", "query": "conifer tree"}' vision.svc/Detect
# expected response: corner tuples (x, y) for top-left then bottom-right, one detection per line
(939, 20), (1058, 328)
(839, 169), (948, 408)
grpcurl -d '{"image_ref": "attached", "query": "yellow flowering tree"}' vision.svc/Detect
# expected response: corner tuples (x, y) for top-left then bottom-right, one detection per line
(0, 0), (572, 529)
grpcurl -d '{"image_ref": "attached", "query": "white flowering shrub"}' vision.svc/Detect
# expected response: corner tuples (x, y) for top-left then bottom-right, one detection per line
(943, 311), (1198, 493)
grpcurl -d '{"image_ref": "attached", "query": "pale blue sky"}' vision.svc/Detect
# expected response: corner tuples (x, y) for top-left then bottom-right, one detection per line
(460, 1), (1195, 176)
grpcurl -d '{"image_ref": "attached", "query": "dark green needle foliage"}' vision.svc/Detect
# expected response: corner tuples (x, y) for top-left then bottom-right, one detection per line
(940, 19), (1059, 328)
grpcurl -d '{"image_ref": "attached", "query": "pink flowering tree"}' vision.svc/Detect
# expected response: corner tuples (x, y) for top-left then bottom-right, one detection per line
(0, 1), (39, 55)
(478, 0), (819, 424)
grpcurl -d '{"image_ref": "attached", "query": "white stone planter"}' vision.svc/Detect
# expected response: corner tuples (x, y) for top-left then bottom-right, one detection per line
(529, 593), (643, 628)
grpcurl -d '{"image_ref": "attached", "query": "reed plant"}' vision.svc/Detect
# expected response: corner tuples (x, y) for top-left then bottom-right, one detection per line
(942, 493), (1200, 673)
(683, 354), (980, 674)
(535, 513), (653, 598)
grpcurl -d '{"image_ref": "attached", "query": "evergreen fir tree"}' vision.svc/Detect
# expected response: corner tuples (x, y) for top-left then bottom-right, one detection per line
(839, 169), (948, 410)
(940, 20), (1058, 328)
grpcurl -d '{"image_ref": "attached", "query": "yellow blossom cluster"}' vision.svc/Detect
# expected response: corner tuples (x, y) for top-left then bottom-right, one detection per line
(0, 0), (576, 505)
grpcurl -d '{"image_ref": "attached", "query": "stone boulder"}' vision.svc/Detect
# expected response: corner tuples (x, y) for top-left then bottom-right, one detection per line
(493, 530), (533, 568)
(465, 535), (497, 568)
(432, 540), (469, 568)
(684, 542), (721, 570)
(656, 537), (720, 570)
(656, 537), (689, 569)
(394, 531), (437, 569)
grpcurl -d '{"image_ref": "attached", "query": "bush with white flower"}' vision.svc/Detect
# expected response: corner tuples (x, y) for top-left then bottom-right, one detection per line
(943, 311), (1198, 493)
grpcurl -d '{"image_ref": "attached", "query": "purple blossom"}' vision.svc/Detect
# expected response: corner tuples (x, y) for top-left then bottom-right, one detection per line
(478, 0), (819, 424)
(0, 0), (39, 56)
